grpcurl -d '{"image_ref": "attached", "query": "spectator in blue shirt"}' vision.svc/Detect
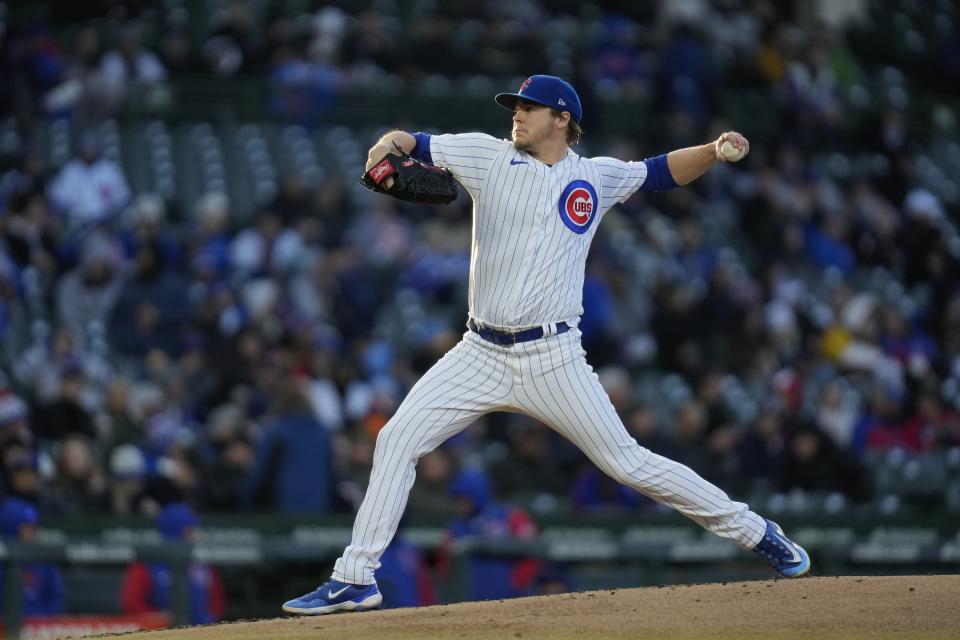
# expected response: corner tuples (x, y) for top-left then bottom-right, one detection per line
(0, 497), (65, 616)
(121, 503), (225, 624)
(440, 468), (540, 602)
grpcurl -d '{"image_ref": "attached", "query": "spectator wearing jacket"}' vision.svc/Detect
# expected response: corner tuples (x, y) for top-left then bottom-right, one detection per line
(244, 383), (334, 512)
(120, 503), (225, 624)
(440, 468), (540, 602)
(0, 497), (65, 616)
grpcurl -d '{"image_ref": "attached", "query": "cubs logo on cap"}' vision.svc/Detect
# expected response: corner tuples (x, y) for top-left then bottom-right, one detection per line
(495, 75), (583, 124)
(558, 180), (598, 234)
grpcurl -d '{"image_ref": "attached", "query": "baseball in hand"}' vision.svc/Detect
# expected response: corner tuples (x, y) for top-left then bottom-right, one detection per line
(720, 140), (746, 162)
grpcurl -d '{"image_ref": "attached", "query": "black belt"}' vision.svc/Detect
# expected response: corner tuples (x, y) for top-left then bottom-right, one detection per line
(468, 319), (570, 346)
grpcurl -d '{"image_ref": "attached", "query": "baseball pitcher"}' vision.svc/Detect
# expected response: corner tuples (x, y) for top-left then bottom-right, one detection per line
(284, 75), (810, 615)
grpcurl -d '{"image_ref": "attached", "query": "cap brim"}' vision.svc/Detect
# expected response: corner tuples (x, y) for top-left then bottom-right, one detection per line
(495, 92), (553, 112)
(494, 93), (520, 111)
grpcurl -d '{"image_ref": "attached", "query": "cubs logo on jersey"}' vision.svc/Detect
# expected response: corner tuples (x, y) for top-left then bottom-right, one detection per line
(557, 180), (598, 234)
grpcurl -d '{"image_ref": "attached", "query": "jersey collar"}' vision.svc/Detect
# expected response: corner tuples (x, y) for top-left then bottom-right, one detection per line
(520, 147), (577, 168)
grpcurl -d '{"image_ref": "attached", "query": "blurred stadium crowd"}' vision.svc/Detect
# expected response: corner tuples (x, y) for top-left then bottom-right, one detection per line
(1, 0), (960, 540)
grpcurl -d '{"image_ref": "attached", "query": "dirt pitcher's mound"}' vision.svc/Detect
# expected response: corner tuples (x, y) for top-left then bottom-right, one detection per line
(102, 575), (959, 640)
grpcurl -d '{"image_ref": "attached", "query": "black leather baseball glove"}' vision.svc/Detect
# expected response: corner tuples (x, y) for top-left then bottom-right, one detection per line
(359, 145), (459, 205)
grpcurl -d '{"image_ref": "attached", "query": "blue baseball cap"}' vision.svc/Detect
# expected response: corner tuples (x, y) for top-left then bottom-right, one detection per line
(157, 503), (199, 540)
(449, 468), (492, 513)
(495, 75), (582, 124)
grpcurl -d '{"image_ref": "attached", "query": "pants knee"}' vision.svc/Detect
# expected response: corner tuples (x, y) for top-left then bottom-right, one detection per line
(605, 451), (652, 488)
(601, 462), (637, 487)
(372, 424), (404, 458)
(373, 422), (429, 461)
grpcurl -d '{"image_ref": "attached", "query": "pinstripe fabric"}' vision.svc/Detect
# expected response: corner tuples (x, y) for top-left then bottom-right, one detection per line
(334, 332), (514, 584)
(513, 330), (766, 548)
(331, 134), (767, 586)
(426, 135), (652, 330)
(333, 332), (765, 585)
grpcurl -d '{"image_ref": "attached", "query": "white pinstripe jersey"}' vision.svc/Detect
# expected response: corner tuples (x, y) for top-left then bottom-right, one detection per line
(428, 133), (649, 330)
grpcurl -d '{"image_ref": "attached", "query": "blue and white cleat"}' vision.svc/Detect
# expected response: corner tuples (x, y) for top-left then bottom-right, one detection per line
(282, 579), (383, 615)
(753, 520), (811, 578)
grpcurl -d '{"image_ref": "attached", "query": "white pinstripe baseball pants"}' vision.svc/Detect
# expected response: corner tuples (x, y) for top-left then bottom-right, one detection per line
(332, 328), (767, 585)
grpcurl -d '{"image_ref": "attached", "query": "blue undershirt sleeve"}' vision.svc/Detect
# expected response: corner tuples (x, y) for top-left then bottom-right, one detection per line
(638, 153), (679, 192)
(411, 132), (433, 164)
